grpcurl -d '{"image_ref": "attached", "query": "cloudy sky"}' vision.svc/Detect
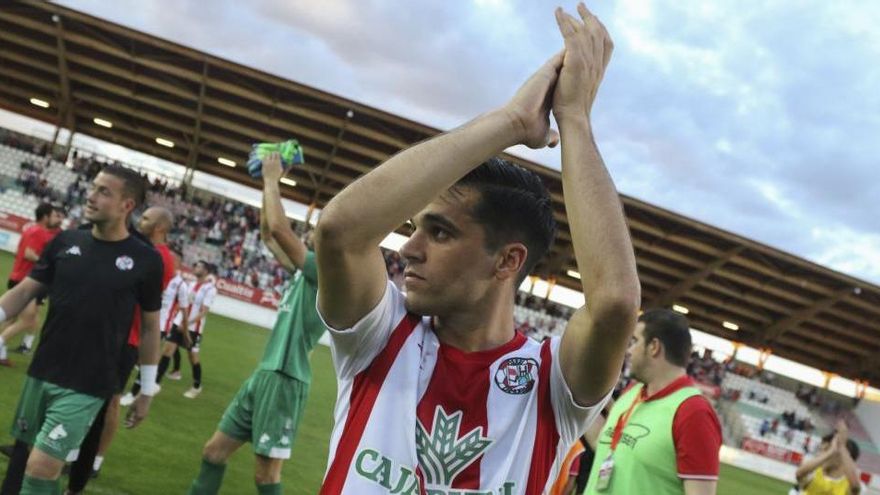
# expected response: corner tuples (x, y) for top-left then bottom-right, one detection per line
(46, 0), (880, 284)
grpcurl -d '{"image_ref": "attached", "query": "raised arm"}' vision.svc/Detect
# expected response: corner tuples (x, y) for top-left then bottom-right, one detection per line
(315, 54), (564, 329)
(260, 152), (307, 271)
(796, 437), (838, 486)
(835, 421), (863, 493)
(554, 4), (641, 406)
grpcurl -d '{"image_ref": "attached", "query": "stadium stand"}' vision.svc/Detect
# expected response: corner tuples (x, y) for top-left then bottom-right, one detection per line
(2, 126), (879, 487)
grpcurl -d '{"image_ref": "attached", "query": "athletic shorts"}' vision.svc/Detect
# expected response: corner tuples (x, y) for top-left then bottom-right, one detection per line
(168, 327), (202, 352)
(218, 370), (308, 459)
(11, 377), (104, 462)
(6, 278), (46, 305)
(117, 344), (139, 394)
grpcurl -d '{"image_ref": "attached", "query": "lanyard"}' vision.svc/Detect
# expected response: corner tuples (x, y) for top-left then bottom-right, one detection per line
(610, 388), (645, 452)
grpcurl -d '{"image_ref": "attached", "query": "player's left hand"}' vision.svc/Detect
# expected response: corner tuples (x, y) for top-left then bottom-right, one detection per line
(552, 2), (614, 121)
(262, 152), (284, 183)
(125, 394), (153, 429)
(836, 419), (850, 442)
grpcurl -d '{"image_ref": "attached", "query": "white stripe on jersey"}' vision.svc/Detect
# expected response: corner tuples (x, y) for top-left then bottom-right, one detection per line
(160, 273), (190, 333)
(173, 278), (216, 334)
(318, 281), (609, 495)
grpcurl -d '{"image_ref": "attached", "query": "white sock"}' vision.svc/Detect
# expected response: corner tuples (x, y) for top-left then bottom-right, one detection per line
(0, 336), (6, 348)
(23, 334), (35, 348)
(0, 343), (6, 360)
(93, 455), (104, 470)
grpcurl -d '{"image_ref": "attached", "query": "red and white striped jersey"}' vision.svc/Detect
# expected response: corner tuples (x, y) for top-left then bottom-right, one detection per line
(174, 277), (216, 335)
(160, 272), (191, 334)
(319, 281), (609, 495)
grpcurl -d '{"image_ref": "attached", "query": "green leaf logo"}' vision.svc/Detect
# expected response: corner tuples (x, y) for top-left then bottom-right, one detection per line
(416, 406), (493, 485)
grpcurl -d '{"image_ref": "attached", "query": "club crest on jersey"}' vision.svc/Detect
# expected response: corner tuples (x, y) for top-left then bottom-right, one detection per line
(115, 255), (134, 271)
(494, 357), (538, 395)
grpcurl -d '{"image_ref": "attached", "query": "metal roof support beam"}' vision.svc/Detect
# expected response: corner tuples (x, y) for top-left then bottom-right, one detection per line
(762, 286), (854, 343)
(648, 246), (745, 309)
(309, 109), (353, 207)
(183, 61), (210, 193)
(52, 13), (75, 158)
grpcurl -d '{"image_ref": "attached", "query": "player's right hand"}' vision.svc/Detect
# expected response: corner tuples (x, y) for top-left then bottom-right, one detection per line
(125, 394), (153, 429)
(503, 51), (563, 150)
(262, 152), (284, 184)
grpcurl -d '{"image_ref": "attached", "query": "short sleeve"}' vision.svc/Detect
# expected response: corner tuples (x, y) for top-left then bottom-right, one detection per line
(203, 285), (217, 308)
(27, 233), (63, 285)
(33, 229), (55, 254)
(549, 336), (613, 446)
(673, 395), (722, 479)
(301, 250), (318, 284)
(137, 251), (163, 312)
(318, 279), (408, 379)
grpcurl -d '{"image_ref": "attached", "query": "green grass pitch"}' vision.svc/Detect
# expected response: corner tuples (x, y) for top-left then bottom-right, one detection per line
(0, 251), (793, 494)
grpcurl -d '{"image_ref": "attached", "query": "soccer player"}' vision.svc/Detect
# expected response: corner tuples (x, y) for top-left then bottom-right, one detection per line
(582, 309), (722, 495)
(0, 203), (63, 364)
(65, 207), (177, 494)
(313, 4), (640, 493)
(187, 152), (324, 495)
(796, 421), (861, 495)
(157, 260), (217, 398)
(0, 164), (163, 495)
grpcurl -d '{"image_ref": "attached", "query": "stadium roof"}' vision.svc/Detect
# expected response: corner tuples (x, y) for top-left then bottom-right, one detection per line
(2, 2), (879, 386)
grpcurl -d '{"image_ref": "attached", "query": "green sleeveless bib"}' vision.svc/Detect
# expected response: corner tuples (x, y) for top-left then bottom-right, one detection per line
(584, 383), (702, 495)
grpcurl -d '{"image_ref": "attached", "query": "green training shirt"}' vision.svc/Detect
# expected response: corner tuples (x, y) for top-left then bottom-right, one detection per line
(257, 250), (324, 382)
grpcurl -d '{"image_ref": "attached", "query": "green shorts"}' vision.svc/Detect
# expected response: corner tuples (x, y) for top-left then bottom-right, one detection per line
(11, 377), (104, 462)
(218, 370), (309, 459)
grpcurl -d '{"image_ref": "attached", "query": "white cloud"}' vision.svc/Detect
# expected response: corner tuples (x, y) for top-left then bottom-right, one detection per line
(40, 0), (880, 287)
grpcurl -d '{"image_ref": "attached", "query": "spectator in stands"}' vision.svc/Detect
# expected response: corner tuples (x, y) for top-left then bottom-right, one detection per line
(759, 419), (771, 437)
(583, 309), (722, 494)
(796, 421), (861, 495)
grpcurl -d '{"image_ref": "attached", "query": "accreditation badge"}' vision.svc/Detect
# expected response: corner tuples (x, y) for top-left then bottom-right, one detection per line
(595, 454), (615, 491)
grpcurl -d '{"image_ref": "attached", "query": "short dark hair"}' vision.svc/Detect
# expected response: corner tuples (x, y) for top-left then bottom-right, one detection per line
(639, 309), (692, 367)
(100, 164), (147, 209)
(821, 433), (861, 461)
(197, 260), (217, 275)
(453, 157), (556, 286)
(35, 202), (54, 221)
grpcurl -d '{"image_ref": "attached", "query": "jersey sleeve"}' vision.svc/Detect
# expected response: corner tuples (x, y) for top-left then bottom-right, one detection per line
(32, 229), (54, 255)
(137, 251), (163, 312)
(318, 279), (408, 379)
(202, 285), (217, 309)
(672, 395), (722, 480)
(548, 336), (612, 447)
(27, 233), (63, 285)
(301, 251), (318, 284)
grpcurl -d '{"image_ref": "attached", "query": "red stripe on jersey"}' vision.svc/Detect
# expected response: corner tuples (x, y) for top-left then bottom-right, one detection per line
(127, 305), (141, 347)
(320, 313), (422, 495)
(164, 300), (179, 334)
(416, 331), (528, 489)
(525, 339), (560, 494)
